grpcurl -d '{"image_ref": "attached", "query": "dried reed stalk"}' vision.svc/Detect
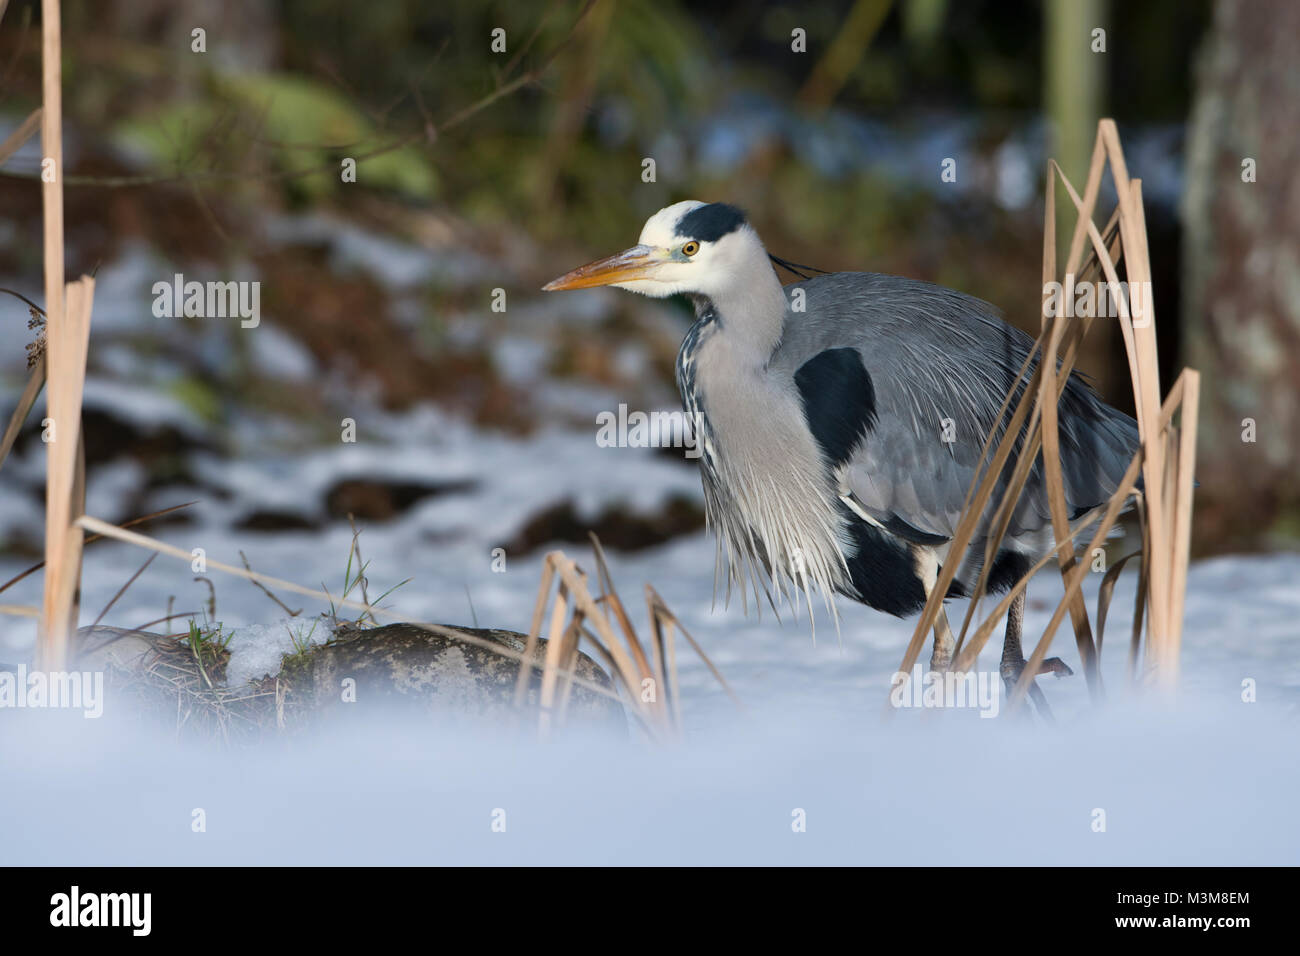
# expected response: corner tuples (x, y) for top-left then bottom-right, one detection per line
(35, 0), (67, 669)
(38, 275), (93, 670)
(515, 537), (737, 740)
(891, 119), (1199, 712)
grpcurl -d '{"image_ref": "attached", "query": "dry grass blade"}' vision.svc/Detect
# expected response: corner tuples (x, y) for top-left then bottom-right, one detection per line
(648, 588), (669, 719)
(1165, 370), (1200, 689)
(1129, 500), (1150, 684)
(67, 428), (85, 640)
(898, 328), (1047, 680)
(952, 500), (1125, 673)
(954, 381), (1048, 643)
(513, 552), (556, 708)
(646, 584), (742, 711)
(0, 106), (40, 167)
(643, 586), (680, 729)
(554, 616), (585, 724)
(1038, 305), (1100, 695)
(1063, 147), (1198, 693)
(588, 532), (654, 683)
(1064, 125), (1113, 275)
(0, 355), (45, 473)
(911, 149), (1110, 675)
(73, 610), (201, 662)
(663, 611), (682, 730)
(89, 552), (157, 630)
(1099, 127), (1173, 679)
(514, 540), (742, 738)
(1010, 151), (1135, 697)
(239, 550), (302, 616)
(0, 500), (196, 597)
(1095, 550), (1141, 662)
(536, 577), (571, 735)
(548, 553), (643, 698)
(1008, 360), (1193, 707)
(948, 312), (1099, 666)
(1009, 450), (1146, 711)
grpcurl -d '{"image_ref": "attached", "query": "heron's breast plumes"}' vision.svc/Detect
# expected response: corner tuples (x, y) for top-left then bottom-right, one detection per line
(676, 313), (851, 628)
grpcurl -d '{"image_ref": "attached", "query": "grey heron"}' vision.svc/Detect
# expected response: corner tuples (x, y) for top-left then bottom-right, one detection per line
(543, 201), (1139, 698)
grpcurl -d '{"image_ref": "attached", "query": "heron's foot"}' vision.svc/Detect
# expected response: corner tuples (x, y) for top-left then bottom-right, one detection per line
(1000, 656), (1072, 687)
(999, 656), (1072, 721)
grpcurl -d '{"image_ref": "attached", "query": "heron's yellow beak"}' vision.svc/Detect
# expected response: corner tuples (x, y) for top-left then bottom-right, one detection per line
(542, 244), (664, 291)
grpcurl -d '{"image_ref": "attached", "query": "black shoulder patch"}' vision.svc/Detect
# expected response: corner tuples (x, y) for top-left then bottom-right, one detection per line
(794, 348), (876, 468)
(882, 514), (950, 547)
(676, 203), (747, 242)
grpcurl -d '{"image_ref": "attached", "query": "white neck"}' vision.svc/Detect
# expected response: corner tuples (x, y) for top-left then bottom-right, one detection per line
(703, 231), (788, 360)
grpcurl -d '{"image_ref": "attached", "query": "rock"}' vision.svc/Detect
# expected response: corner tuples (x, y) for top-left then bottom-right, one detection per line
(73, 622), (626, 738)
(323, 477), (476, 521)
(73, 626), (160, 673)
(277, 622), (625, 732)
(505, 494), (704, 555)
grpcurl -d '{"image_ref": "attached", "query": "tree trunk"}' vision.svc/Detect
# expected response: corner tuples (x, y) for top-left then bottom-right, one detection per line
(1182, 0), (1300, 552)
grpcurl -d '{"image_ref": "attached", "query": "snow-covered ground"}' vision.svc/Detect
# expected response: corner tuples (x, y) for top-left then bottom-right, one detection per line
(1, 399), (1297, 865)
(4, 390), (1295, 721)
(4, 694), (1295, 865)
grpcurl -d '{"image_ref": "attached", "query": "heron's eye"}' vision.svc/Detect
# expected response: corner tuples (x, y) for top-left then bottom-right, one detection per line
(681, 241), (700, 257)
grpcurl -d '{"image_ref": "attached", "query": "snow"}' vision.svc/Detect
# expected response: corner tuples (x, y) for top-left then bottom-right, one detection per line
(248, 324), (317, 381)
(1, 694), (1296, 865)
(81, 378), (207, 435)
(261, 212), (498, 288)
(2, 391), (1297, 864)
(220, 617), (335, 688)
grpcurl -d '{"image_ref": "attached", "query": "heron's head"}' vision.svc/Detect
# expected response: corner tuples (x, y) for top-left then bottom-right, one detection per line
(543, 201), (771, 300)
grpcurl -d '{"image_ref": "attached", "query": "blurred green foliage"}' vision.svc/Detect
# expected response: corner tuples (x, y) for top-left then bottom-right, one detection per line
(115, 72), (438, 201)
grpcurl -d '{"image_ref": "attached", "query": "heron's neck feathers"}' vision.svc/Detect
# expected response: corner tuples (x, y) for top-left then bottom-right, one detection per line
(703, 231), (789, 360)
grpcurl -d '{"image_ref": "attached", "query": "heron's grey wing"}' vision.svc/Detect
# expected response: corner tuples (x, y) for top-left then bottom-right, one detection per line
(774, 272), (1139, 542)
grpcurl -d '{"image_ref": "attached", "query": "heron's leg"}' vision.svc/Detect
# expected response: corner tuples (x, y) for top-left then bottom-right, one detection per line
(914, 548), (955, 672)
(999, 590), (1073, 716)
(929, 606), (956, 673)
(998, 590), (1027, 682)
